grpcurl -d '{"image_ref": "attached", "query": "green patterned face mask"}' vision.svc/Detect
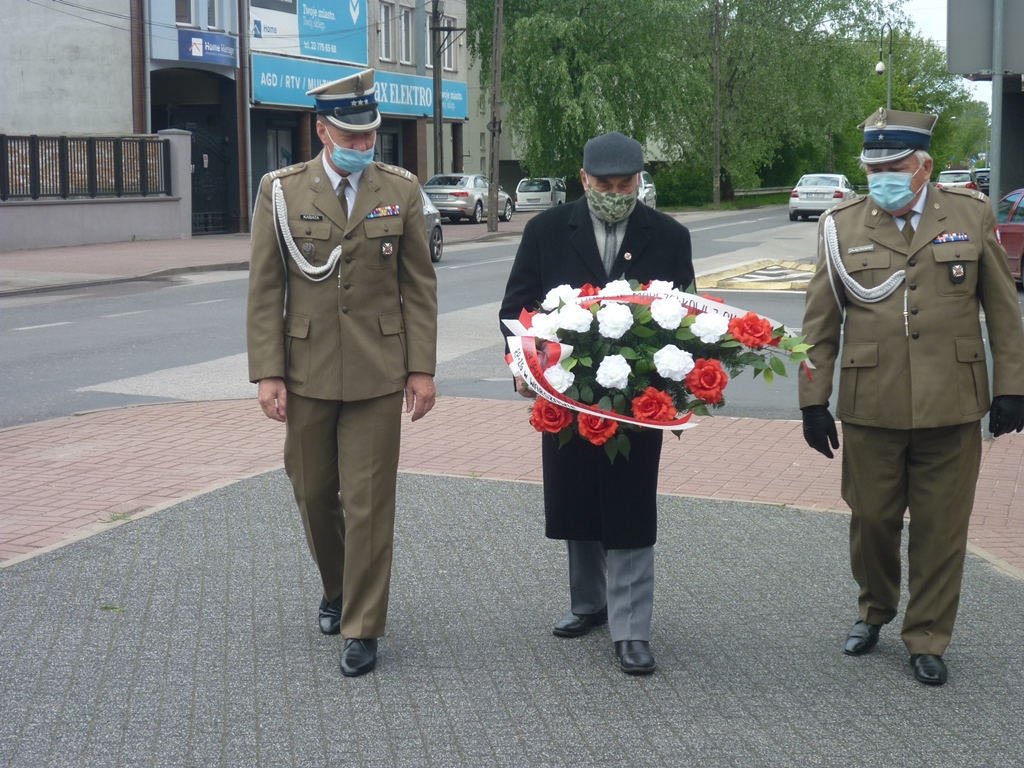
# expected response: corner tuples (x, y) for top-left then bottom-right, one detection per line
(583, 174), (639, 224)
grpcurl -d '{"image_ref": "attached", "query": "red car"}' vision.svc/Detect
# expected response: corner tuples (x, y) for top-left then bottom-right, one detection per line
(997, 189), (1024, 283)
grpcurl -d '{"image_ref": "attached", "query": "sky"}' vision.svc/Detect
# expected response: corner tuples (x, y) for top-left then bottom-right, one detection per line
(903, 0), (993, 107)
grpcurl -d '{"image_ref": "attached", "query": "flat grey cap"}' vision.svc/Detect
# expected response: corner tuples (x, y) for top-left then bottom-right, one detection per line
(582, 131), (644, 176)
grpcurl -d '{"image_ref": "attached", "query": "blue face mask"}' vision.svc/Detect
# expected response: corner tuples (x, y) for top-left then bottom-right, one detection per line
(867, 170), (918, 212)
(327, 135), (375, 174)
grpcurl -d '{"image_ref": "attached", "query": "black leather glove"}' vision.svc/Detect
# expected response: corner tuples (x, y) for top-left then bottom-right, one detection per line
(802, 405), (840, 459)
(988, 395), (1024, 437)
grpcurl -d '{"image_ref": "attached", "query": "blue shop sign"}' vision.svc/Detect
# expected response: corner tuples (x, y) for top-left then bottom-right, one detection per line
(251, 54), (468, 121)
(178, 30), (238, 66)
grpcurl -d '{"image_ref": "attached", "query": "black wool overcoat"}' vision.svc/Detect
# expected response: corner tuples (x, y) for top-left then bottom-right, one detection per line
(499, 198), (695, 548)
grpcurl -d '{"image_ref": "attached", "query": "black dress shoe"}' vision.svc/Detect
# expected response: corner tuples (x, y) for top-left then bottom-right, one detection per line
(552, 607), (608, 638)
(910, 654), (947, 686)
(614, 640), (656, 675)
(340, 638), (378, 677)
(319, 595), (342, 635)
(843, 620), (881, 656)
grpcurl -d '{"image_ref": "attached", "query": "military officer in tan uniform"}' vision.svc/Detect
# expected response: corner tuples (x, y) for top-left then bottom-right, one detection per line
(246, 69), (438, 677)
(800, 108), (1024, 686)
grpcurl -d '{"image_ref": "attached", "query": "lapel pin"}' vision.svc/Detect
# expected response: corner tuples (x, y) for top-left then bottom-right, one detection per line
(624, 252), (633, 261)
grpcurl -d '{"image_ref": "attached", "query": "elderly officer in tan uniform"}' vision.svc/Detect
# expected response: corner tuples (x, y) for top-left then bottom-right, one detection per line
(246, 69), (438, 677)
(800, 108), (1024, 686)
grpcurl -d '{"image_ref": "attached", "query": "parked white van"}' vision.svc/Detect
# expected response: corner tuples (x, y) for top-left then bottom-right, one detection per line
(515, 177), (567, 211)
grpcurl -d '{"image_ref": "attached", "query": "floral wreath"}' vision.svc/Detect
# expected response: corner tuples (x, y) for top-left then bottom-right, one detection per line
(504, 279), (811, 462)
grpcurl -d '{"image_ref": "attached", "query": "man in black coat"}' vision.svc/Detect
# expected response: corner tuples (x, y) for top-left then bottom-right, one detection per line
(499, 131), (695, 674)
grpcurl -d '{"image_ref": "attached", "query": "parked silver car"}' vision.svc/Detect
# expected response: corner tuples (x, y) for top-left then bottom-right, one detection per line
(515, 177), (567, 211)
(424, 173), (513, 224)
(788, 173), (857, 220)
(418, 187), (443, 262)
(637, 171), (657, 208)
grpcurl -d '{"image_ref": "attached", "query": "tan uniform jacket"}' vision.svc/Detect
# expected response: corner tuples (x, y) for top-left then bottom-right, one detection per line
(246, 154), (438, 401)
(799, 185), (1024, 429)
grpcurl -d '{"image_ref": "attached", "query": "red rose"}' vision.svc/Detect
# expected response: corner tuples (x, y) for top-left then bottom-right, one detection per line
(529, 399), (574, 433)
(701, 293), (725, 304)
(577, 413), (619, 446)
(728, 312), (774, 349)
(631, 387), (677, 422)
(684, 358), (729, 404)
(578, 283), (600, 297)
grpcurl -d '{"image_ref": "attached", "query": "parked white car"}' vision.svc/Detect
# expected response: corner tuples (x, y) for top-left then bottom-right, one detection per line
(637, 171), (657, 208)
(514, 177), (567, 211)
(788, 173), (857, 221)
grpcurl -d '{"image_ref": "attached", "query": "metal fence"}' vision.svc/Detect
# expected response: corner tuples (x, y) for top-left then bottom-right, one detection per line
(0, 135), (172, 202)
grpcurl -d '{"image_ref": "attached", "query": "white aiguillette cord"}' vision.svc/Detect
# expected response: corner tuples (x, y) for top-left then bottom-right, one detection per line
(823, 213), (906, 315)
(273, 178), (343, 282)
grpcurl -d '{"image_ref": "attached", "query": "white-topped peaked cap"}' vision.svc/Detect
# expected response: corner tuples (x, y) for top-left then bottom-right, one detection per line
(307, 68), (381, 132)
(858, 107), (937, 165)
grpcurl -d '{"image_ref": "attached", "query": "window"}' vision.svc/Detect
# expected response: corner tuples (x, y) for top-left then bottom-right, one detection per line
(379, 2), (394, 61)
(207, 0), (220, 28)
(175, 0), (194, 25)
(399, 6), (413, 64)
(442, 15), (456, 70)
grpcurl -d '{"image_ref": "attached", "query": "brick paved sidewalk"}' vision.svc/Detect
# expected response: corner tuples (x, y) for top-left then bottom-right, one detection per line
(2, 396), (1022, 577)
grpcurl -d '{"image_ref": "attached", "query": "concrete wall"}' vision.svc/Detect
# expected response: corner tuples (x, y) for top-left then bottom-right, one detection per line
(0, 0), (134, 134)
(0, 131), (192, 252)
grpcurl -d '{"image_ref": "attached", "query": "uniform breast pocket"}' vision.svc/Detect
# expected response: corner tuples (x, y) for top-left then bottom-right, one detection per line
(288, 219), (334, 267)
(933, 244), (979, 297)
(844, 251), (892, 289)
(362, 217), (405, 270)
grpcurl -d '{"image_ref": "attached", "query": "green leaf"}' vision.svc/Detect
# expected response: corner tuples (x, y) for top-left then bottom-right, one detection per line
(762, 368), (775, 384)
(604, 440), (619, 463)
(618, 347), (640, 360)
(633, 325), (655, 338)
(617, 432), (631, 460)
(770, 356), (788, 376)
(613, 393), (627, 413)
(564, 357), (578, 371)
(581, 384), (594, 403)
(559, 429), (574, 448)
(580, 356), (593, 367)
(598, 395), (612, 411)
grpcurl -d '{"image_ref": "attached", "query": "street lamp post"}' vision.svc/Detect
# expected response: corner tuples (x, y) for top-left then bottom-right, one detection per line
(876, 23), (893, 110)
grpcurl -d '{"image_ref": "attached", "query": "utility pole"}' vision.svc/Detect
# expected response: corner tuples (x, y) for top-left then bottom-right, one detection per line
(486, 0), (504, 232)
(712, 0), (721, 208)
(432, 0), (444, 175)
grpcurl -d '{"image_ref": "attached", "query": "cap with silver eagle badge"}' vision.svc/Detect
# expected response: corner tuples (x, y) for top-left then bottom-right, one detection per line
(307, 68), (381, 132)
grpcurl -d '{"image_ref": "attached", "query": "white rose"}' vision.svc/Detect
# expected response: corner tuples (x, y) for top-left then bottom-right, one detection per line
(596, 302), (634, 339)
(653, 345), (695, 381)
(691, 313), (730, 343)
(650, 297), (686, 330)
(645, 279), (679, 297)
(541, 284), (580, 311)
(596, 354), (631, 390)
(543, 364), (575, 393)
(529, 311), (561, 341)
(598, 279), (634, 297)
(558, 302), (594, 333)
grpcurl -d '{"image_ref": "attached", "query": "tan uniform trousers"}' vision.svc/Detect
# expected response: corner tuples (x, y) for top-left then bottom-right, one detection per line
(284, 390), (404, 640)
(841, 421), (982, 656)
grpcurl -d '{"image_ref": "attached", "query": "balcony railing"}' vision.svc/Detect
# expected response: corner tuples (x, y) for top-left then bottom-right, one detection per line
(0, 134), (172, 202)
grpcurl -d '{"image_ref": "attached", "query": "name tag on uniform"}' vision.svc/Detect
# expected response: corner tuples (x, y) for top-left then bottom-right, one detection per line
(300, 214), (323, 221)
(366, 206), (400, 218)
(933, 232), (969, 244)
(848, 244), (875, 254)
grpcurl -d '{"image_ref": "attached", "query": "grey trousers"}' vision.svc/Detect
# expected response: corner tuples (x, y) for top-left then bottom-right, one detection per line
(565, 540), (654, 642)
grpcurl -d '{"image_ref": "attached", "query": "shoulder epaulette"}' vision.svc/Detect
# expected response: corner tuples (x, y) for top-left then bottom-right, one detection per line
(830, 195), (866, 214)
(376, 162), (413, 181)
(266, 162), (307, 180)
(939, 185), (986, 202)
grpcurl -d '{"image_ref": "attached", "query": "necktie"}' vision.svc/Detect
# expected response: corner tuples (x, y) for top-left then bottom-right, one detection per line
(337, 177), (349, 218)
(901, 212), (915, 246)
(603, 223), (617, 274)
